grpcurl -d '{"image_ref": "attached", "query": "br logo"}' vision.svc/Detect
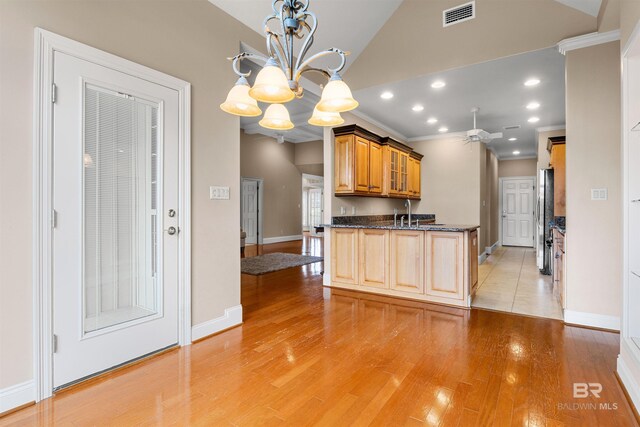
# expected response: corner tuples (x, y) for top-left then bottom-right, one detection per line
(573, 383), (603, 398)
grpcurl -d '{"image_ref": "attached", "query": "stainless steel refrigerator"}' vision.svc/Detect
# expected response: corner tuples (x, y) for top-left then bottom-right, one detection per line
(536, 169), (554, 274)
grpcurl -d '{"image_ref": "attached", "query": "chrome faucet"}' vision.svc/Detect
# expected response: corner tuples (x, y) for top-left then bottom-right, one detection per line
(404, 199), (412, 226)
(393, 208), (398, 226)
(400, 215), (405, 227)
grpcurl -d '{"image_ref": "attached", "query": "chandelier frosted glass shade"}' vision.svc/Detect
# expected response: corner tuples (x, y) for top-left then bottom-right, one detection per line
(308, 107), (344, 126)
(249, 59), (295, 104)
(316, 73), (359, 113)
(220, 77), (262, 117)
(259, 104), (294, 130)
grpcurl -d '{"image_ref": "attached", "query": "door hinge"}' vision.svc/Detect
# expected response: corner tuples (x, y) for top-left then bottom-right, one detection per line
(52, 83), (57, 104)
(52, 209), (58, 229)
(53, 334), (58, 353)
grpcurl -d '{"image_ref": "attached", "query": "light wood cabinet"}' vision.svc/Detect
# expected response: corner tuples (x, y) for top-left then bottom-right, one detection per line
(426, 231), (464, 300)
(548, 136), (566, 216)
(553, 229), (565, 309)
(334, 125), (421, 199)
(331, 228), (358, 285)
(469, 229), (478, 294)
(358, 229), (389, 289)
(390, 230), (424, 294)
(369, 142), (383, 194)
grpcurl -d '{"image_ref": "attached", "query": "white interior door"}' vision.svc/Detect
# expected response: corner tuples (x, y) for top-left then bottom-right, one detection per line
(309, 188), (323, 235)
(502, 178), (535, 247)
(52, 51), (180, 389)
(242, 179), (258, 244)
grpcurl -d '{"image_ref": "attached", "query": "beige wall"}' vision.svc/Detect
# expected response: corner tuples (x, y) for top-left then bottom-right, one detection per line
(240, 132), (305, 239)
(537, 129), (566, 171)
(408, 137), (481, 228)
(598, 0), (620, 32)
(0, 0), (266, 390)
(345, 0), (596, 90)
(565, 41), (622, 321)
(621, 0), (640, 48)
(294, 140), (324, 177)
(498, 158), (537, 178)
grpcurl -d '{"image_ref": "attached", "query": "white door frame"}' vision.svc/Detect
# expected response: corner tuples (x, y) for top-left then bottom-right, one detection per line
(33, 28), (191, 401)
(241, 177), (264, 245)
(498, 176), (535, 247)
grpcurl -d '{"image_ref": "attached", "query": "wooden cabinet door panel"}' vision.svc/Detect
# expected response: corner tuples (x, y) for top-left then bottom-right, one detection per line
(553, 144), (566, 216)
(469, 230), (478, 294)
(389, 148), (399, 195)
(399, 152), (409, 195)
(413, 160), (421, 197)
(334, 135), (354, 193)
(331, 229), (358, 285)
(359, 229), (389, 288)
(369, 142), (383, 194)
(390, 230), (424, 293)
(355, 137), (370, 192)
(426, 231), (464, 300)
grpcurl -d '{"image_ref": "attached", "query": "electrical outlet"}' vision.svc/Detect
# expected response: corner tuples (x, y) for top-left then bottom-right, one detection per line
(591, 188), (608, 201)
(210, 186), (230, 200)
(351, 206), (356, 215)
(340, 207), (346, 215)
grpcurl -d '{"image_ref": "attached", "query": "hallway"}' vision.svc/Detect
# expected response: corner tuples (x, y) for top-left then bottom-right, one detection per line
(472, 246), (563, 320)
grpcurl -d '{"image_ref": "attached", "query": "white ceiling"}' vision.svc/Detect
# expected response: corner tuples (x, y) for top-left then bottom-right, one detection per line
(554, 0), (602, 17)
(353, 47), (566, 159)
(208, 0), (403, 72)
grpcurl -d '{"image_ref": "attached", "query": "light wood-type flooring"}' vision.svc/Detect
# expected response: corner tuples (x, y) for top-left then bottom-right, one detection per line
(473, 246), (564, 320)
(1, 237), (636, 426)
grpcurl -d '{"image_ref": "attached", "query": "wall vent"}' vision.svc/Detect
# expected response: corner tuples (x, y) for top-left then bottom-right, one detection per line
(503, 125), (521, 130)
(443, 1), (475, 27)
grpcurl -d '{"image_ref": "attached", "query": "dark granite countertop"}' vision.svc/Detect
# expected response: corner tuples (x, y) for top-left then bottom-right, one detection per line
(322, 223), (480, 232)
(322, 215), (478, 232)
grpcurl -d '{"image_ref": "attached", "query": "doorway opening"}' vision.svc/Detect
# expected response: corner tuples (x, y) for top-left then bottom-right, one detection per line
(302, 174), (324, 237)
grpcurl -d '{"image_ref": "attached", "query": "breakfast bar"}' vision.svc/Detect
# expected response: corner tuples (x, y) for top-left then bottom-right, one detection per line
(324, 216), (479, 308)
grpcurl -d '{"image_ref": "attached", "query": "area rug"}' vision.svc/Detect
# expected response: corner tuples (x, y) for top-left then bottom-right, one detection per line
(241, 252), (323, 275)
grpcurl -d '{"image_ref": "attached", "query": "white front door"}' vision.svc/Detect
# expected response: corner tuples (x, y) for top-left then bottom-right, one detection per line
(52, 51), (180, 389)
(242, 179), (259, 244)
(502, 178), (535, 247)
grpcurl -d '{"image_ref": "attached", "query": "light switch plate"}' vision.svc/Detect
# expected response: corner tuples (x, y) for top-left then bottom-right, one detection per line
(591, 188), (608, 201)
(210, 186), (230, 200)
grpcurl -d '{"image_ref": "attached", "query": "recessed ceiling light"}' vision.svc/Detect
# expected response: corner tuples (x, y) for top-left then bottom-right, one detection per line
(508, 137), (517, 141)
(431, 81), (446, 89)
(524, 78), (540, 87)
(412, 105), (424, 112)
(380, 91), (394, 100)
(526, 102), (540, 110)
(427, 117), (438, 124)
(528, 116), (540, 123)
(513, 150), (520, 155)
(438, 126), (448, 133)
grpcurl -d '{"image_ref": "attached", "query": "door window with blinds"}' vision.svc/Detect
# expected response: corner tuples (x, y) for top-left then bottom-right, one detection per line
(83, 83), (162, 334)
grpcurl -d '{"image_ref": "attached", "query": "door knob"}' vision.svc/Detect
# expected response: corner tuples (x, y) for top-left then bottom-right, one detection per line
(167, 226), (178, 235)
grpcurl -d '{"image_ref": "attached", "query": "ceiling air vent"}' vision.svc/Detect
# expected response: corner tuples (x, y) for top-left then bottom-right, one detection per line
(443, 1), (475, 27)
(503, 125), (521, 130)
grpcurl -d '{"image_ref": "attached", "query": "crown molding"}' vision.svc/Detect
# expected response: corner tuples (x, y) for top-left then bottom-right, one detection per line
(347, 109), (409, 143)
(557, 30), (620, 55)
(407, 131), (466, 143)
(535, 124), (566, 133)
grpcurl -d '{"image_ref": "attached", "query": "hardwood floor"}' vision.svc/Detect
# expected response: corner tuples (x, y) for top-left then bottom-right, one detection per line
(2, 236), (637, 426)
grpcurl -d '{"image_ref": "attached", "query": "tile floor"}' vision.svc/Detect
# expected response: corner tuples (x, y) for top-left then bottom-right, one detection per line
(472, 246), (564, 320)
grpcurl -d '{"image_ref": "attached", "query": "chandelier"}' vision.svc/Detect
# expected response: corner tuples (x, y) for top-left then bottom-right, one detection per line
(220, 0), (358, 130)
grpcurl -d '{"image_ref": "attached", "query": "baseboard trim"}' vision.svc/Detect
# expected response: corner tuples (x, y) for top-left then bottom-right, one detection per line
(263, 235), (303, 244)
(485, 241), (499, 255)
(191, 305), (243, 341)
(618, 350), (640, 416)
(478, 252), (488, 264)
(0, 380), (34, 415)
(564, 310), (620, 331)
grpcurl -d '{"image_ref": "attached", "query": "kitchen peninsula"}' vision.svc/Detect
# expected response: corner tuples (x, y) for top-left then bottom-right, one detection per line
(324, 215), (479, 308)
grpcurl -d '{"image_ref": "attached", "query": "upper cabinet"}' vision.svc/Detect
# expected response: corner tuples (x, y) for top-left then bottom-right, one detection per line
(548, 136), (566, 216)
(334, 125), (422, 199)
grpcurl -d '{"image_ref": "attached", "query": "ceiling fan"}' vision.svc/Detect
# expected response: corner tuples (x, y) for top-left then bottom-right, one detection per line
(461, 107), (503, 144)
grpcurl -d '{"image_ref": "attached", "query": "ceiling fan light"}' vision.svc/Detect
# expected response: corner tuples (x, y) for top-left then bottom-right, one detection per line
(259, 104), (294, 130)
(220, 76), (262, 117)
(316, 73), (359, 113)
(308, 106), (344, 127)
(249, 58), (295, 103)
